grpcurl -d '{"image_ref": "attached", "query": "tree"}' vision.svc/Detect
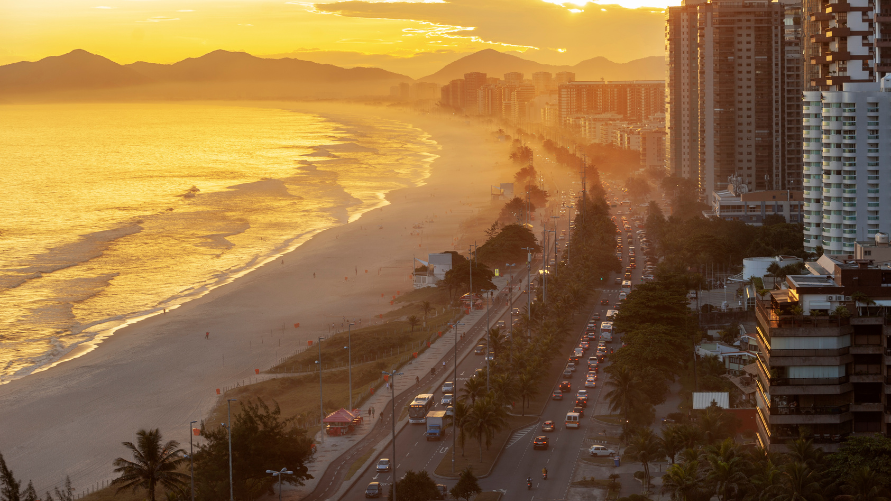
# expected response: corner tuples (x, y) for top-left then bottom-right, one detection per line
(407, 315), (420, 333)
(825, 434), (891, 485)
(420, 301), (433, 324)
(18, 483), (35, 501)
(461, 376), (486, 405)
(44, 476), (74, 501)
(661, 424), (687, 464)
(603, 366), (648, 433)
(450, 400), (471, 457)
(515, 370), (538, 416)
(625, 428), (664, 492)
(111, 429), (189, 501)
(775, 462), (825, 501)
(194, 399), (314, 501)
(450, 467), (482, 501)
(703, 439), (749, 501)
(0, 452), (21, 501)
(463, 396), (507, 462)
(386, 470), (440, 501)
(841, 466), (891, 501)
(498, 197), (536, 224)
(661, 461), (705, 501)
(476, 224), (540, 267)
(490, 372), (516, 407)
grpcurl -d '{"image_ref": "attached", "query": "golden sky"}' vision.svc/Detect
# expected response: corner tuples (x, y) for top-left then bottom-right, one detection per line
(0, 0), (672, 71)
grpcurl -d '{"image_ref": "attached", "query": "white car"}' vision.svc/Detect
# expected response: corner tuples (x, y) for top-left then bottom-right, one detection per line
(445, 405), (454, 417)
(589, 445), (616, 457)
(577, 390), (589, 398)
(441, 393), (454, 406)
(585, 378), (596, 388)
(376, 458), (391, 471)
(441, 381), (455, 393)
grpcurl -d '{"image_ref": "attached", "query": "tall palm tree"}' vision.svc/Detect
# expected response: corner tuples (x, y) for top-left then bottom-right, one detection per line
(111, 429), (189, 501)
(407, 315), (420, 333)
(661, 424), (687, 464)
(785, 437), (824, 470)
(625, 428), (664, 493)
(463, 396), (507, 462)
(704, 449), (748, 501)
(490, 372), (516, 407)
(487, 327), (505, 358)
(461, 376), (486, 405)
(748, 460), (786, 501)
(662, 461), (702, 501)
(450, 400), (471, 457)
(515, 371), (538, 416)
(775, 462), (825, 501)
(842, 466), (891, 501)
(603, 366), (647, 432)
(420, 300), (434, 324)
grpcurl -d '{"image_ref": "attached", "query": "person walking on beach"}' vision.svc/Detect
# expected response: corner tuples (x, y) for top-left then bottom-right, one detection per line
(205, 332), (209, 340)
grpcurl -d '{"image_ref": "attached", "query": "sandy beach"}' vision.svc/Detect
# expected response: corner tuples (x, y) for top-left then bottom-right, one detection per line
(0, 103), (515, 492)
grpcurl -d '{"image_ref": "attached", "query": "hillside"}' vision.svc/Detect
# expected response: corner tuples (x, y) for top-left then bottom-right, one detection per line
(419, 49), (663, 84)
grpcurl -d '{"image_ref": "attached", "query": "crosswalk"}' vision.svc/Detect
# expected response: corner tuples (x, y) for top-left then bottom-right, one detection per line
(505, 423), (538, 449)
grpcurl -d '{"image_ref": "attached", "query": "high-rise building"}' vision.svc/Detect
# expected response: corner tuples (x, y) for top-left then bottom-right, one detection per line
(509, 84), (536, 123)
(557, 81), (665, 125)
(556, 72), (576, 85)
(802, 81), (891, 254)
(448, 79), (465, 109)
(463, 72), (487, 115)
(666, 0), (802, 196)
(532, 72), (553, 94)
(504, 72), (524, 85)
(477, 84), (504, 117)
(802, 0), (875, 91)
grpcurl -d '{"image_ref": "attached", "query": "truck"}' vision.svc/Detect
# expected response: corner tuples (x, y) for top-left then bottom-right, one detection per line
(425, 410), (447, 440)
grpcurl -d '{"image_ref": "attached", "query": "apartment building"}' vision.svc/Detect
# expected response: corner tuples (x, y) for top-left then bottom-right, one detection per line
(463, 72), (487, 115)
(557, 80), (665, 125)
(802, 80), (891, 255)
(802, 0), (875, 91)
(666, 0), (802, 195)
(532, 72), (554, 94)
(754, 259), (891, 452)
(556, 71), (576, 85)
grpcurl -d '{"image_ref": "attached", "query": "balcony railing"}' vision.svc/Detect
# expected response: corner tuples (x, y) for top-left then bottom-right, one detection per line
(769, 347), (850, 357)
(770, 376), (850, 386)
(756, 300), (852, 328)
(770, 404), (850, 415)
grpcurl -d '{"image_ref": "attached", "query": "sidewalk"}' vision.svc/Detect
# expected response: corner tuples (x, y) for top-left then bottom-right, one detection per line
(288, 273), (526, 500)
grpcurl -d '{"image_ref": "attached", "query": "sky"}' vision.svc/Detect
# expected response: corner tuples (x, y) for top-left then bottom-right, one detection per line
(0, 0), (673, 74)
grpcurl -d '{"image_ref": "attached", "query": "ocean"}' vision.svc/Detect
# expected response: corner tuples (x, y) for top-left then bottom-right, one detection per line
(0, 102), (437, 383)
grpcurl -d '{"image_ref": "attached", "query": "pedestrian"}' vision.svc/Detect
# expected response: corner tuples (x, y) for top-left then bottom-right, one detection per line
(372, 406), (375, 417)
(442, 361), (445, 368)
(368, 408), (371, 417)
(205, 332), (209, 340)
(416, 375), (420, 384)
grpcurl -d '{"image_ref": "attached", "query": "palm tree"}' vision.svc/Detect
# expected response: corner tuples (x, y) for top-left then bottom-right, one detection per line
(515, 370), (538, 416)
(775, 462), (825, 501)
(463, 396), (507, 462)
(490, 372), (516, 407)
(487, 327), (504, 358)
(703, 439), (749, 501)
(660, 424), (687, 464)
(842, 466), (891, 501)
(461, 376), (486, 405)
(450, 400), (471, 457)
(407, 315), (420, 333)
(625, 428), (664, 493)
(420, 300), (434, 324)
(661, 461), (702, 501)
(697, 405), (731, 445)
(748, 459), (786, 501)
(111, 429), (189, 501)
(785, 437), (824, 470)
(603, 366), (647, 433)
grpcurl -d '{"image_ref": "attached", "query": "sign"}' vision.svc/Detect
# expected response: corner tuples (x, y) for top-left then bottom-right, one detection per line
(494, 268), (500, 276)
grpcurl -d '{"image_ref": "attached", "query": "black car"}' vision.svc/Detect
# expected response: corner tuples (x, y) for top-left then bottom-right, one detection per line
(365, 482), (382, 498)
(573, 406), (585, 417)
(533, 435), (550, 450)
(559, 381), (572, 392)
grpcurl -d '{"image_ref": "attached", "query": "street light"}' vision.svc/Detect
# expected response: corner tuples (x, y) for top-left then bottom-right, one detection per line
(265, 468), (293, 501)
(484, 289), (497, 392)
(522, 247), (534, 342)
(316, 336), (325, 444)
(223, 398), (237, 501)
(451, 321), (465, 473)
(189, 420), (197, 501)
(345, 323), (355, 410)
(381, 369), (404, 501)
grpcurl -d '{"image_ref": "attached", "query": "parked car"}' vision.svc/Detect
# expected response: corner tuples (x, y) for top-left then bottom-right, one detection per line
(542, 420), (556, 432)
(589, 445), (617, 457)
(365, 482), (383, 498)
(533, 436), (550, 450)
(376, 459), (391, 472)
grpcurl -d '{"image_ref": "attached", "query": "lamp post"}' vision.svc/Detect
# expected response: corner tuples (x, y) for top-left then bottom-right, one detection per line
(224, 398), (237, 501)
(189, 420), (197, 501)
(484, 289), (495, 392)
(265, 468), (293, 501)
(317, 336), (325, 443)
(345, 323), (355, 410)
(382, 369), (404, 501)
(451, 320), (465, 473)
(522, 246), (533, 342)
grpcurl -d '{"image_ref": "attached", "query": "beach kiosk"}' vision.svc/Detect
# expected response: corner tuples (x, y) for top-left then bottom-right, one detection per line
(323, 408), (363, 436)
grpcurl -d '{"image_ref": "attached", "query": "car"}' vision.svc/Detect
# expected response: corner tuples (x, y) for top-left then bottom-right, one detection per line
(575, 398), (587, 408)
(376, 459), (391, 472)
(585, 378), (596, 388)
(552, 390), (564, 400)
(474, 368), (484, 378)
(474, 345), (485, 355)
(533, 435), (550, 450)
(601, 299), (610, 305)
(445, 405), (454, 417)
(365, 482), (383, 498)
(512, 307), (521, 315)
(577, 390), (589, 400)
(562, 367), (573, 379)
(441, 393), (454, 406)
(436, 485), (448, 499)
(589, 445), (617, 457)
(559, 381), (572, 392)
(614, 277), (622, 284)
(442, 381), (454, 393)
(573, 406), (585, 417)
(496, 320), (505, 328)
(587, 370), (598, 379)
(486, 352), (495, 361)
(542, 420), (556, 432)
(592, 313), (601, 320)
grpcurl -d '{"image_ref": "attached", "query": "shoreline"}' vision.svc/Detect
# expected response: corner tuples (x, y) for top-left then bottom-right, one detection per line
(3, 103), (440, 385)
(0, 102), (513, 493)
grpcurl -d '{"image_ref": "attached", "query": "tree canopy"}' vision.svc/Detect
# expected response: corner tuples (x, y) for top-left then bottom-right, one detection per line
(476, 223), (540, 267)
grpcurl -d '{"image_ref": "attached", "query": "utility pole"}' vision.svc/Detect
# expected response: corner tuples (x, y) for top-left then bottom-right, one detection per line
(522, 246), (534, 342)
(468, 244), (476, 312)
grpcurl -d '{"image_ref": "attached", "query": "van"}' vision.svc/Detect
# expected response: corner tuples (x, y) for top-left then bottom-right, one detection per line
(565, 412), (580, 429)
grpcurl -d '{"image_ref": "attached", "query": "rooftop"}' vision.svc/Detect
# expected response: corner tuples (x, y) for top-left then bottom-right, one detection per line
(786, 274), (839, 289)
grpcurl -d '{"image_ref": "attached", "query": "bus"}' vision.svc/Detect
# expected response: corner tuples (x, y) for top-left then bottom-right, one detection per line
(622, 280), (632, 291)
(409, 394), (435, 424)
(605, 309), (619, 321)
(600, 322), (613, 342)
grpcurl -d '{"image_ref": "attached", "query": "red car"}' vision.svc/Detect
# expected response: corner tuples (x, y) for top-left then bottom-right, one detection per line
(600, 299), (610, 305)
(559, 381), (572, 392)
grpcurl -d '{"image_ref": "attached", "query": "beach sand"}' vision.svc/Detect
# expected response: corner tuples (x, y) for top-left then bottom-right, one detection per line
(0, 103), (515, 492)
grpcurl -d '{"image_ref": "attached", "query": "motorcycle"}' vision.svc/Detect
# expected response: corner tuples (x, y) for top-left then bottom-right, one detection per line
(527, 478), (532, 490)
(542, 470), (548, 480)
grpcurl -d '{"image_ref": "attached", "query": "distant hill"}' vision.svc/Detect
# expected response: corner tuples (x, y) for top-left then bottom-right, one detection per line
(419, 49), (663, 84)
(0, 50), (413, 100)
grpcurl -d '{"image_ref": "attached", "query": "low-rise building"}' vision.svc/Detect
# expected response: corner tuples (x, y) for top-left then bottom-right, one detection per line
(704, 179), (804, 224)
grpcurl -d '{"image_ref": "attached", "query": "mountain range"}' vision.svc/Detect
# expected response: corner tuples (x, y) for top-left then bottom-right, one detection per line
(419, 49), (663, 84)
(0, 48), (663, 101)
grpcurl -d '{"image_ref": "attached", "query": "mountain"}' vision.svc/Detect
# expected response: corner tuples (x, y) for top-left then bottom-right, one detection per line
(419, 49), (663, 84)
(0, 49), (152, 93)
(0, 50), (413, 100)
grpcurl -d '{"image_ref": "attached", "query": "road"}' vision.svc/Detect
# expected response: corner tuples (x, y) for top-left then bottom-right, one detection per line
(343, 196), (646, 499)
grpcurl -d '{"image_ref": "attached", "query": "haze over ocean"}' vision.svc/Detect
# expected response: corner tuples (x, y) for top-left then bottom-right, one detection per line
(0, 102), (437, 383)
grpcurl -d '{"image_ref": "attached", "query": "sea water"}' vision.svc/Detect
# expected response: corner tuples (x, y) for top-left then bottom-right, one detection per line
(0, 102), (437, 383)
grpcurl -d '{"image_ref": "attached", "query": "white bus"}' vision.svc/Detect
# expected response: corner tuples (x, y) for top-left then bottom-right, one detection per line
(409, 394), (435, 424)
(605, 309), (618, 321)
(622, 280), (632, 291)
(600, 322), (613, 342)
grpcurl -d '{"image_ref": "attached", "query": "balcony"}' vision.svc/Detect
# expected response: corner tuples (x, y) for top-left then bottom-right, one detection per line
(850, 374), (884, 383)
(850, 402), (884, 412)
(878, 38), (891, 47)
(811, 34), (833, 44)
(756, 300), (852, 330)
(770, 404), (850, 415)
(771, 376), (850, 386)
